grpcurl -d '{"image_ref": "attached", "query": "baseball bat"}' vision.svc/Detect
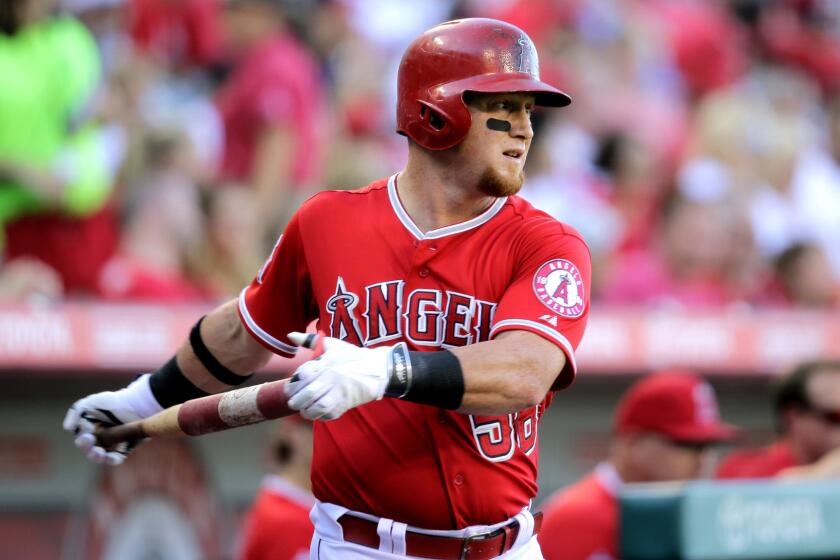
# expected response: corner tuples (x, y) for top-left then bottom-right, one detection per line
(94, 331), (324, 449)
(95, 378), (295, 448)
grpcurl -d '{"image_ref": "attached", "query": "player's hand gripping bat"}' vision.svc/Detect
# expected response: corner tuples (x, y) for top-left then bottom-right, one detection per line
(95, 333), (324, 449)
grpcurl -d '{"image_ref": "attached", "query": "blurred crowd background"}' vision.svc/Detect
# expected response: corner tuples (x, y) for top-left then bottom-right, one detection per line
(3, 3), (840, 558)
(2, 0), (840, 310)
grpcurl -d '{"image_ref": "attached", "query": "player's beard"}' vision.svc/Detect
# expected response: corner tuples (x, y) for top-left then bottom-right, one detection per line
(477, 166), (526, 197)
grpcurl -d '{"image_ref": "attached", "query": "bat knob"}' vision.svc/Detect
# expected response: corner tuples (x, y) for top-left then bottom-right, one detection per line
(288, 331), (327, 358)
(95, 422), (147, 449)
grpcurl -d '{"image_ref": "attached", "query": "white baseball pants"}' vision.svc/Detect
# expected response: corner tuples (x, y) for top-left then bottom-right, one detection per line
(308, 502), (544, 559)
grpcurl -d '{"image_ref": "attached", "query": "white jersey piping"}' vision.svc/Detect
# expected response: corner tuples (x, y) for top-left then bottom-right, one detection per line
(387, 174), (507, 240)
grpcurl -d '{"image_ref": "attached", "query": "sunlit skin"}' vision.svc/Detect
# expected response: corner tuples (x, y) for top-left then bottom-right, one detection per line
(458, 92), (536, 197)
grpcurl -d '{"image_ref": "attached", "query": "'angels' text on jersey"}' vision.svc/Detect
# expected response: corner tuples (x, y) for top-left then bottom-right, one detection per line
(327, 277), (497, 348)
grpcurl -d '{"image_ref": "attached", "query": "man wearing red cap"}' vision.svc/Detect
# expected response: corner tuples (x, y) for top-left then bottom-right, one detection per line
(538, 371), (738, 560)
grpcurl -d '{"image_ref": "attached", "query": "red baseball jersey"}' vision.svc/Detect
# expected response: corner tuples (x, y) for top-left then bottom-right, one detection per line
(239, 175), (591, 529)
(239, 475), (315, 560)
(715, 440), (800, 479)
(539, 463), (621, 560)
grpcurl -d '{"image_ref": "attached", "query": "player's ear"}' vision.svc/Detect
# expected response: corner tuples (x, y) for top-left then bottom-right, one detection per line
(420, 105), (446, 131)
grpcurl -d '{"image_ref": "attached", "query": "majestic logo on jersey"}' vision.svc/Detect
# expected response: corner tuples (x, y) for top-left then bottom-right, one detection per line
(326, 279), (497, 347)
(533, 259), (585, 318)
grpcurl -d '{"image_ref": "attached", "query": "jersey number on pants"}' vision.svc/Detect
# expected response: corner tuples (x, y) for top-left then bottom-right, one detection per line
(469, 406), (539, 462)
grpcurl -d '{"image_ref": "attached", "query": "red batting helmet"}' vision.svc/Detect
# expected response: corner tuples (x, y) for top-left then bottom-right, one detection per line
(396, 18), (571, 151)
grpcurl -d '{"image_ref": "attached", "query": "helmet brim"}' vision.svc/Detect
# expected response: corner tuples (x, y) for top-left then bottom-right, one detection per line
(459, 73), (572, 107)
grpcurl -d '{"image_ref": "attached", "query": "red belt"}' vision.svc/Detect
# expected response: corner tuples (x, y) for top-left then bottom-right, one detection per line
(337, 512), (543, 560)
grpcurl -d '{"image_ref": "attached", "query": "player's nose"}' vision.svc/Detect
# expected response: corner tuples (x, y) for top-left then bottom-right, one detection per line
(509, 109), (533, 141)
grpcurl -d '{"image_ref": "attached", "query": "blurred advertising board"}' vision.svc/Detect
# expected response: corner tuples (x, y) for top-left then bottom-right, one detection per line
(621, 480), (840, 559)
(0, 303), (837, 374)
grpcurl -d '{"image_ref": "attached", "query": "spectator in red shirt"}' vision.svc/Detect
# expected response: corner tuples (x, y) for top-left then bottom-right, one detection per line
(540, 371), (738, 560)
(239, 417), (314, 560)
(216, 0), (326, 237)
(717, 360), (840, 479)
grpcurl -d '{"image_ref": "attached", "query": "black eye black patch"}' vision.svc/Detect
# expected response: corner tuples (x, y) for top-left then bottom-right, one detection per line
(486, 118), (512, 132)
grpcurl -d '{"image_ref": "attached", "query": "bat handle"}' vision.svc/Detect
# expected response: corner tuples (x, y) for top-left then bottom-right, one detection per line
(95, 421), (148, 449)
(92, 375), (299, 449)
(311, 331), (326, 358)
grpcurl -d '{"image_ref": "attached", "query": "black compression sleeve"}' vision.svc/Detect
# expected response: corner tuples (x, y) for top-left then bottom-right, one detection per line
(408, 350), (465, 409)
(385, 344), (464, 409)
(148, 357), (209, 408)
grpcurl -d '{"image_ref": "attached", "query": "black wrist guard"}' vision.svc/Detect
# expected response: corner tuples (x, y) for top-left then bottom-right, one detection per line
(384, 343), (465, 410)
(149, 357), (208, 408)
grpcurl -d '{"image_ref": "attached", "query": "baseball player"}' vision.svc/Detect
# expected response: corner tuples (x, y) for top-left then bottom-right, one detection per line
(239, 418), (314, 560)
(64, 18), (590, 559)
(539, 371), (738, 560)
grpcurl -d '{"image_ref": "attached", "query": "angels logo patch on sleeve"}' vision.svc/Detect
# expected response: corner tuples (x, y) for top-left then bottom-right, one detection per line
(533, 259), (585, 318)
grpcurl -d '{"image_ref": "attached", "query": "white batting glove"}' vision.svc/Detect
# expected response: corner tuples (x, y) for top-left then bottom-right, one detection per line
(62, 374), (164, 466)
(284, 332), (392, 421)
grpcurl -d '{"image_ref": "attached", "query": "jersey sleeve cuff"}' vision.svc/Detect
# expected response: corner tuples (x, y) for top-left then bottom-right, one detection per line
(490, 319), (577, 390)
(237, 288), (299, 358)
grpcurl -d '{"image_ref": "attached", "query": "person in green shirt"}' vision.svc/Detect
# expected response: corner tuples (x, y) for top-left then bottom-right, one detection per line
(0, 0), (114, 229)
